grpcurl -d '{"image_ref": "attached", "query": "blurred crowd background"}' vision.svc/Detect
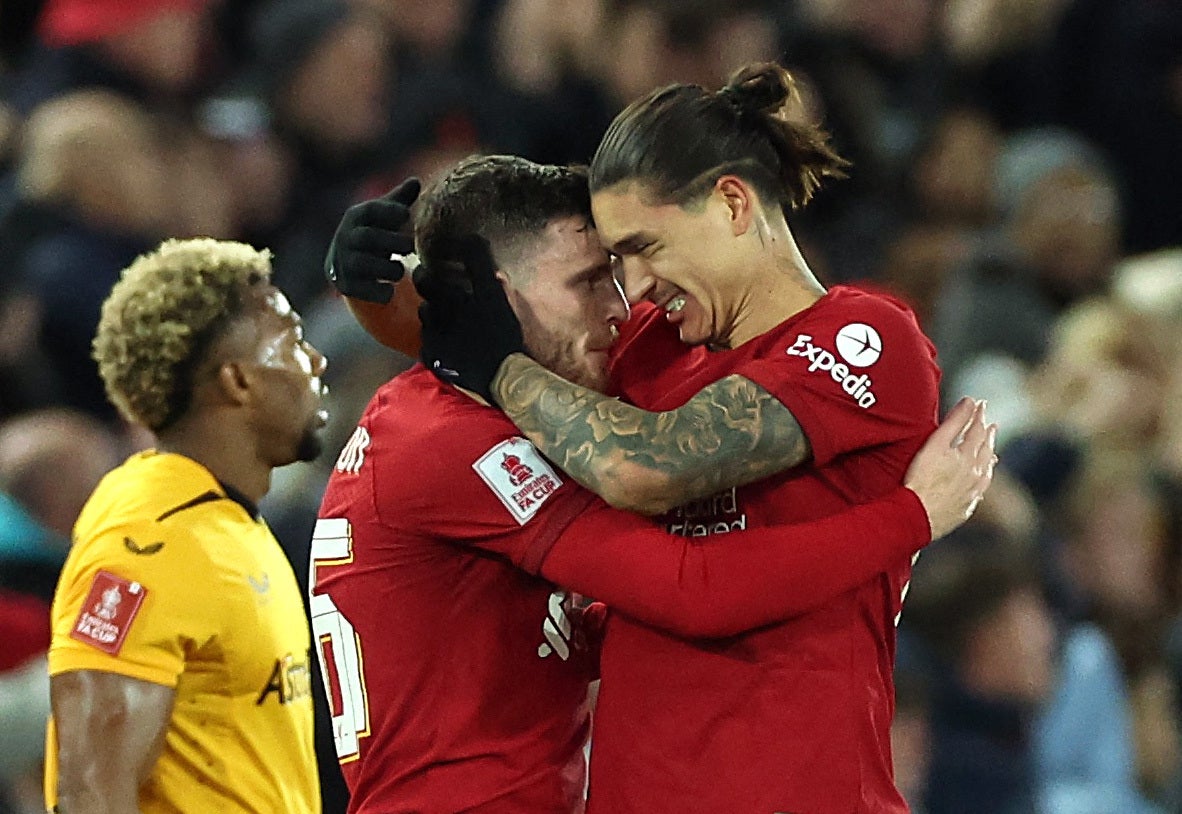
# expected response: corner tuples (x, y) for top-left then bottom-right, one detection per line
(0, 0), (1179, 812)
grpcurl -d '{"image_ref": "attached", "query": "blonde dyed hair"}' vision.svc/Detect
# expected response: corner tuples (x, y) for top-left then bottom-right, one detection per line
(93, 238), (273, 431)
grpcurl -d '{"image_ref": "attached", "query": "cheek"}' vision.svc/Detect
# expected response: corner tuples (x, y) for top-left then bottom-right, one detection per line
(523, 292), (589, 342)
(277, 378), (313, 412)
(647, 251), (679, 280)
(514, 306), (546, 354)
(677, 273), (714, 320)
(656, 251), (707, 292)
(619, 262), (653, 301)
(521, 307), (582, 359)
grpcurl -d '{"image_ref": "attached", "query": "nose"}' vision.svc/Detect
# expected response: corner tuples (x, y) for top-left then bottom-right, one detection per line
(620, 258), (655, 306)
(608, 274), (631, 325)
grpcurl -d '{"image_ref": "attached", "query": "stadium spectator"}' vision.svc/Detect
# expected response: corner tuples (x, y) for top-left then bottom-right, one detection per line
(237, 0), (394, 312)
(0, 407), (123, 812)
(904, 521), (1056, 814)
(10, 0), (217, 115)
(932, 127), (1122, 399)
(13, 90), (170, 419)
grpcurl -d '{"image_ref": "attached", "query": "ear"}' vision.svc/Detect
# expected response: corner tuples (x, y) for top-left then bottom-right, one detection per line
(495, 270), (522, 310)
(214, 360), (253, 407)
(714, 175), (755, 237)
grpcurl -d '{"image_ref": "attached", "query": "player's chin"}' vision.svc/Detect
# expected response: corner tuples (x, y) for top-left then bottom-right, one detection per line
(293, 424), (326, 464)
(677, 316), (716, 347)
(677, 325), (712, 346)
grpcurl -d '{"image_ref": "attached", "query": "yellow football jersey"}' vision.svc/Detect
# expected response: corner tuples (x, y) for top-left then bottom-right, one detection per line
(46, 451), (319, 814)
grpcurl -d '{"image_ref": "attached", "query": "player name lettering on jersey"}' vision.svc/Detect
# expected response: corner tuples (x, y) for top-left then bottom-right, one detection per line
(665, 487), (748, 537)
(473, 438), (563, 525)
(335, 426), (371, 474)
(786, 332), (879, 408)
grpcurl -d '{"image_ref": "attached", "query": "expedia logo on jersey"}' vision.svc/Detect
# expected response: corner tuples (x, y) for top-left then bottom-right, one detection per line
(256, 649), (314, 705)
(665, 487), (748, 537)
(785, 322), (883, 409)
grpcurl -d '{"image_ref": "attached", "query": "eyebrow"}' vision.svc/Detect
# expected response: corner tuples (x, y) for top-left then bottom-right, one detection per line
(608, 232), (649, 255)
(573, 259), (612, 283)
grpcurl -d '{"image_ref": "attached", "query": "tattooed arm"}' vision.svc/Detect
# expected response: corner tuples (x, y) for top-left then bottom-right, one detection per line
(491, 353), (811, 515)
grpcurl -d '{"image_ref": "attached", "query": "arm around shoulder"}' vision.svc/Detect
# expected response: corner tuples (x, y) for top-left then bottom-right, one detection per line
(494, 354), (812, 515)
(533, 398), (999, 637)
(538, 487), (929, 638)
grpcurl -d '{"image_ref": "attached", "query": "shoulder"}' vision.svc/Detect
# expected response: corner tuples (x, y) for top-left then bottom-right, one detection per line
(615, 301), (666, 343)
(362, 366), (526, 464)
(732, 285), (938, 455)
(67, 455), (240, 592)
(326, 367), (547, 521)
(808, 285), (925, 335)
(50, 512), (209, 667)
(610, 303), (670, 370)
(60, 515), (209, 604)
(770, 285), (934, 369)
(79, 452), (227, 530)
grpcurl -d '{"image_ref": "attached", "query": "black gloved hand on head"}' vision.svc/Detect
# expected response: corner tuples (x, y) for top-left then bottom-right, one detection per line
(413, 234), (525, 404)
(324, 178), (421, 303)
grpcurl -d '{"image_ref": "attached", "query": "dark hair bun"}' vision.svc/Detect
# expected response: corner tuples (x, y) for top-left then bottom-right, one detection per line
(720, 63), (794, 118)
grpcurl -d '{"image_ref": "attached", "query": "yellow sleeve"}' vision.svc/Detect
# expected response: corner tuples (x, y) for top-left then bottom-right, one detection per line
(48, 521), (220, 687)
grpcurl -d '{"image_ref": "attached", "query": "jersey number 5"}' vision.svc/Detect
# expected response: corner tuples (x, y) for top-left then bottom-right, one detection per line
(309, 518), (371, 762)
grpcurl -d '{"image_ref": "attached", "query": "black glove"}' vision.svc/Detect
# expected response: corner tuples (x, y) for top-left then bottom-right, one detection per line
(324, 178), (421, 303)
(413, 234), (525, 403)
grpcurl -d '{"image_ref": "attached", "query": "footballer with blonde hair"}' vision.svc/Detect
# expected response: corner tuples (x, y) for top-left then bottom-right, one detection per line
(46, 238), (328, 813)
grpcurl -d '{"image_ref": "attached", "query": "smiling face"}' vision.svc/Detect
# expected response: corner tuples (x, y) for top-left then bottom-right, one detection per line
(591, 181), (752, 348)
(502, 215), (629, 392)
(238, 286), (330, 465)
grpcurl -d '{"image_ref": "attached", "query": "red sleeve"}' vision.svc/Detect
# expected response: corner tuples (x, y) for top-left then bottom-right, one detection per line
(739, 289), (940, 466)
(536, 486), (930, 638)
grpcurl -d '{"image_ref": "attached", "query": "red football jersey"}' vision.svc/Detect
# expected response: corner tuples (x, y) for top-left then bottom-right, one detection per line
(314, 367), (600, 814)
(313, 350), (936, 814)
(591, 285), (940, 814)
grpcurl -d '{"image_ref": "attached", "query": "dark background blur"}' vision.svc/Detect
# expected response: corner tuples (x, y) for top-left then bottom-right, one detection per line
(0, 1), (1180, 812)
